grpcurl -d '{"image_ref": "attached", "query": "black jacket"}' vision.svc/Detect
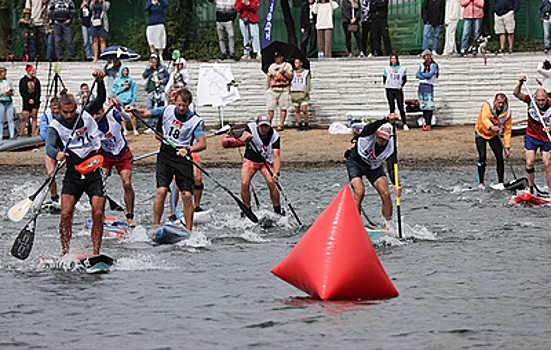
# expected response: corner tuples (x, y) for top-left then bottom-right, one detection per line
(421, 0), (445, 26)
(371, 0), (388, 21)
(300, 2), (316, 29)
(341, 0), (362, 23)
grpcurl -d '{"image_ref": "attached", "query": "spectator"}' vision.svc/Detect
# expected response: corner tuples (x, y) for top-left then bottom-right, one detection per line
(18, 8), (35, 62)
(421, 0), (445, 55)
(19, 65), (41, 137)
(383, 54), (408, 130)
(416, 49), (439, 130)
(290, 58), (311, 131)
(459, 0), (484, 57)
(360, 0), (372, 57)
(142, 52), (169, 127)
(540, 0), (551, 54)
(312, 0), (339, 58)
(49, 0), (76, 61)
(494, 0), (519, 54)
(79, 1), (93, 61)
(341, 0), (363, 57)
(235, 0), (261, 59)
(371, 0), (392, 56)
(212, 0), (239, 61)
(165, 57), (190, 104)
(41, 1), (55, 62)
(0, 67), (15, 140)
(89, 0), (110, 62)
(442, 0), (461, 56)
(536, 59), (551, 97)
(114, 65), (138, 135)
(25, 0), (51, 61)
(145, 0), (169, 58)
(103, 57), (121, 99)
(75, 82), (96, 106)
(300, 0), (317, 58)
(266, 51), (293, 131)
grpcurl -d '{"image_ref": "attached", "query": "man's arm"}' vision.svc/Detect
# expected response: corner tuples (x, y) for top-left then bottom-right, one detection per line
(513, 76), (527, 101)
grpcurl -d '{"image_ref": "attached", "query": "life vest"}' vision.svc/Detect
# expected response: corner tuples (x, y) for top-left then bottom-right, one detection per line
(357, 134), (394, 170)
(160, 105), (202, 149)
(99, 110), (128, 159)
(49, 112), (102, 159)
(247, 122), (279, 164)
(290, 69), (309, 92)
(486, 97), (511, 134)
(384, 65), (406, 89)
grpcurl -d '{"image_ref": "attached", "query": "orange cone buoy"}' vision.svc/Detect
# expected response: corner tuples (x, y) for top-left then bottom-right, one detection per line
(271, 185), (399, 300)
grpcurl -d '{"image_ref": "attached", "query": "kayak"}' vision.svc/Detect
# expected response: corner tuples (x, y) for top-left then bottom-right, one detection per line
(84, 217), (133, 238)
(508, 192), (551, 206)
(166, 208), (215, 225)
(147, 224), (191, 244)
(0, 135), (44, 152)
(38, 254), (114, 274)
(41, 200), (61, 214)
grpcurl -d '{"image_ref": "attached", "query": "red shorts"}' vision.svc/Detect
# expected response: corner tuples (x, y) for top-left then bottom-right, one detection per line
(242, 158), (273, 176)
(191, 152), (200, 162)
(102, 147), (133, 173)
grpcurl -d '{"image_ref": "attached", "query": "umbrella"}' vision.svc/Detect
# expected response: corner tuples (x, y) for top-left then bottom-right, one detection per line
(99, 46), (141, 61)
(261, 41), (310, 73)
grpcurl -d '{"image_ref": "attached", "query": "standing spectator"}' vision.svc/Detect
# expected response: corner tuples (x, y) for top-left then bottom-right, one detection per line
(145, 0), (169, 58)
(19, 65), (41, 137)
(89, 0), (110, 62)
(80, 1), (93, 61)
(165, 57), (190, 104)
(341, 0), (363, 57)
(383, 54), (408, 130)
(235, 0), (261, 59)
(212, 0), (239, 61)
(494, 0), (519, 54)
(103, 57), (121, 99)
(113, 65), (138, 135)
(290, 58), (311, 131)
(49, 0), (75, 61)
(459, 0), (484, 57)
(300, 0), (317, 58)
(25, 0), (49, 61)
(360, 0), (372, 57)
(536, 59), (551, 97)
(266, 52), (293, 131)
(142, 52), (169, 128)
(421, 0), (445, 55)
(0, 67), (15, 140)
(41, 1), (55, 62)
(312, 0), (339, 58)
(416, 49), (439, 131)
(442, 0), (461, 56)
(540, 0), (551, 54)
(371, 0), (392, 56)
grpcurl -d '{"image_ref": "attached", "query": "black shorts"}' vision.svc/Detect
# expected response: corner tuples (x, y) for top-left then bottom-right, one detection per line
(346, 156), (387, 185)
(156, 153), (194, 192)
(22, 101), (40, 112)
(61, 168), (106, 201)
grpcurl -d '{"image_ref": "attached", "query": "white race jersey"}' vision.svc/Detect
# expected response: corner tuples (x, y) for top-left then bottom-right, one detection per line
(290, 69), (310, 92)
(49, 112), (102, 159)
(357, 134), (394, 169)
(247, 122), (279, 164)
(161, 105), (202, 148)
(384, 65), (406, 89)
(99, 110), (127, 158)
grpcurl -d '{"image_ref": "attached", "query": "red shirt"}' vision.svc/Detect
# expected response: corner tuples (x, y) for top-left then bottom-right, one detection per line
(234, 0), (260, 24)
(524, 95), (551, 142)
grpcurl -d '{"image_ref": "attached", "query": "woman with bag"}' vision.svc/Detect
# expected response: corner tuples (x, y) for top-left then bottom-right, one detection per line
(89, 0), (110, 62)
(341, 0), (364, 57)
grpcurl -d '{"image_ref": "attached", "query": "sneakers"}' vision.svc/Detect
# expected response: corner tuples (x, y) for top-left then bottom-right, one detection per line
(242, 54), (250, 60)
(432, 50), (438, 56)
(256, 53), (261, 59)
(230, 54), (240, 61)
(422, 125), (431, 131)
(545, 48), (549, 54)
(133, 130), (139, 136)
(221, 53), (228, 60)
(304, 122), (310, 131)
(123, 129), (128, 136)
(403, 124), (409, 131)
(144, 128), (154, 134)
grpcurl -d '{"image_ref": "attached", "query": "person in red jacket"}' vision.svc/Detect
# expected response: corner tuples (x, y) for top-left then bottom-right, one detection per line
(460, 0), (484, 57)
(234, 0), (261, 59)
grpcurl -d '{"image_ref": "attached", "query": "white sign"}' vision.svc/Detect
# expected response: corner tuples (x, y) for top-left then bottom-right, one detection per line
(196, 63), (240, 107)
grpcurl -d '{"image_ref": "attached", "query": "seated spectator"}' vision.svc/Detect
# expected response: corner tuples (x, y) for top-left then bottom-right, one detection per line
(165, 57), (190, 105)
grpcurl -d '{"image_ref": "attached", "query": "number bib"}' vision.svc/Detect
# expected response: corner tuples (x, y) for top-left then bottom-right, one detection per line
(99, 110), (128, 158)
(49, 112), (102, 159)
(161, 105), (202, 149)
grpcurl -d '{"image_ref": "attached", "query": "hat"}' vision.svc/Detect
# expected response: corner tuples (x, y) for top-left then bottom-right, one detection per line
(376, 123), (393, 140)
(257, 113), (271, 126)
(274, 51), (284, 58)
(23, 8), (31, 14)
(421, 49), (432, 57)
(25, 65), (34, 73)
(174, 57), (186, 66)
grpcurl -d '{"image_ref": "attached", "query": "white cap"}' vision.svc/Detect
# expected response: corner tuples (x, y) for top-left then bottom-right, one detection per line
(376, 123), (393, 140)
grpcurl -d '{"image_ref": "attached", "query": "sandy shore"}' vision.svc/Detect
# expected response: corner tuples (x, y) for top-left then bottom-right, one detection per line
(0, 125), (528, 171)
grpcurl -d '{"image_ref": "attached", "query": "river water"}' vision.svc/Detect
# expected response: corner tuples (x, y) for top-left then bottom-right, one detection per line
(0, 167), (549, 349)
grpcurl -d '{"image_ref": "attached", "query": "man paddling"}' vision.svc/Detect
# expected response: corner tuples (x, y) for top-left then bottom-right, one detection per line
(345, 113), (402, 223)
(45, 71), (106, 255)
(474, 93), (512, 189)
(126, 88), (207, 230)
(93, 98), (137, 226)
(513, 76), (551, 195)
(238, 113), (282, 215)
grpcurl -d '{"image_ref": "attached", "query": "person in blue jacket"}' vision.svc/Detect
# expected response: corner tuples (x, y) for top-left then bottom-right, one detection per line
(39, 96), (61, 203)
(416, 49), (439, 130)
(113, 64), (138, 135)
(145, 0), (169, 58)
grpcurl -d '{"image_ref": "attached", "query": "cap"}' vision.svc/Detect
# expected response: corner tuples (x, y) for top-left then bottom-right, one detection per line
(274, 51), (284, 58)
(376, 123), (393, 140)
(421, 49), (432, 57)
(174, 57), (186, 66)
(257, 113), (271, 126)
(23, 8), (31, 14)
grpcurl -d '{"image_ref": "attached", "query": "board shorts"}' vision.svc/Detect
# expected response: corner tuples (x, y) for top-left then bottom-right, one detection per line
(102, 147), (133, 173)
(62, 168), (106, 201)
(346, 156), (387, 185)
(242, 158), (273, 177)
(191, 152), (200, 162)
(524, 134), (551, 152)
(266, 89), (290, 111)
(156, 153), (194, 192)
(146, 24), (166, 49)
(418, 83), (435, 111)
(494, 11), (515, 34)
(290, 91), (310, 106)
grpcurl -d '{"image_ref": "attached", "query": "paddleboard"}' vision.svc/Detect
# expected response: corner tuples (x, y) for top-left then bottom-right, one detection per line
(84, 217), (133, 238)
(508, 192), (551, 206)
(256, 209), (286, 227)
(38, 254), (114, 274)
(366, 226), (383, 244)
(40, 200), (61, 214)
(166, 208), (215, 225)
(147, 224), (191, 244)
(0, 135), (44, 152)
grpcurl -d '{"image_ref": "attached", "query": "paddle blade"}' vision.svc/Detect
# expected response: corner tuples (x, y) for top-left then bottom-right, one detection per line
(107, 195), (124, 212)
(235, 196), (258, 223)
(505, 178), (528, 191)
(287, 203), (302, 226)
(11, 217), (37, 260)
(7, 198), (33, 223)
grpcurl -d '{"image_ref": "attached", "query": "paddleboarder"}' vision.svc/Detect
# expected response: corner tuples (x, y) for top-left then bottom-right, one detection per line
(238, 113), (282, 215)
(45, 70), (107, 255)
(345, 113), (402, 222)
(513, 76), (551, 195)
(474, 93), (512, 189)
(93, 98), (137, 226)
(125, 88), (206, 230)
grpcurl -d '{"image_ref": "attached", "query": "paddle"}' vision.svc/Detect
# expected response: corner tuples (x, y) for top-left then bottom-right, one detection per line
(361, 207), (379, 227)
(495, 130), (528, 191)
(106, 195), (124, 212)
(129, 110), (258, 223)
(245, 139), (302, 225)
(392, 123), (403, 239)
(171, 181), (187, 227)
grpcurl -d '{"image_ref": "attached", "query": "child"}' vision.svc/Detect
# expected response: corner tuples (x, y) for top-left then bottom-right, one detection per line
(290, 58), (311, 131)
(113, 65), (138, 135)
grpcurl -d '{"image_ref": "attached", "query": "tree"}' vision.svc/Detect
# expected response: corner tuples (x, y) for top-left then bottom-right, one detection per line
(280, 0), (297, 46)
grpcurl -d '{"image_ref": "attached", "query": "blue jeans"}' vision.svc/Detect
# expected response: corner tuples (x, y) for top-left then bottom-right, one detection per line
(422, 24), (441, 51)
(45, 33), (54, 62)
(544, 21), (551, 50)
(0, 103), (15, 139)
(461, 18), (482, 52)
(239, 20), (260, 55)
(53, 22), (74, 60)
(81, 25), (93, 60)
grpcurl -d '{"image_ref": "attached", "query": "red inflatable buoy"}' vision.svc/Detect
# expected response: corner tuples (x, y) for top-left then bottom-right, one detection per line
(271, 185), (399, 300)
